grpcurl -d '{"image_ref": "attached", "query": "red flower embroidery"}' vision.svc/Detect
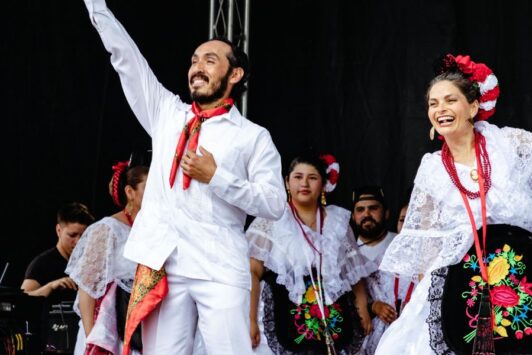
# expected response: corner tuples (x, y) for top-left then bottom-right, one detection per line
(490, 285), (520, 308)
(518, 276), (532, 296)
(309, 304), (329, 319)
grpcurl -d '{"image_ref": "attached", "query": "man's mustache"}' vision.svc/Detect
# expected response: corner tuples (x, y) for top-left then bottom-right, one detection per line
(190, 73), (209, 84)
(360, 216), (377, 227)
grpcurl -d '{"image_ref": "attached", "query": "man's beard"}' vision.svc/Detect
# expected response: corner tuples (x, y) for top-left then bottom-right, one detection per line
(190, 68), (231, 105)
(356, 216), (386, 240)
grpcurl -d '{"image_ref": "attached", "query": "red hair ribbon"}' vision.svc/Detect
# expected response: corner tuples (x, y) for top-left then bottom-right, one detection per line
(111, 161), (129, 207)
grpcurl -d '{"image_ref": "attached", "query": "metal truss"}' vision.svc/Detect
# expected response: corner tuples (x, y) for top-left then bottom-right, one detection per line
(209, 0), (250, 116)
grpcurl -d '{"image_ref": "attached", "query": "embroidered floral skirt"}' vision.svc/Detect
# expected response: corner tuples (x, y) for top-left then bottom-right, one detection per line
(261, 271), (364, 355)
(427, 224), (531, 354)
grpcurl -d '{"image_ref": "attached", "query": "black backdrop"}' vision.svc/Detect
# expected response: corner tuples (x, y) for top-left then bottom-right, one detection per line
(2, 0), (531, 286)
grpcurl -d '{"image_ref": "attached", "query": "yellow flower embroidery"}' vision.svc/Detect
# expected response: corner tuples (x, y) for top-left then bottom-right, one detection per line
(305, 286), (317, 303)
(488, 256), (510, 285)
(471, 275), (482, 282)
(494, 326), (508, 337)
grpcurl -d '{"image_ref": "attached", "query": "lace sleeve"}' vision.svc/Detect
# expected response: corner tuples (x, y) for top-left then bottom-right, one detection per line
(379, 154), (473, 277)
(66, 221), (117, 299)
(246, 217), (275, 263)
(501, 126), (532, 189)
(338, 227), (378, 286)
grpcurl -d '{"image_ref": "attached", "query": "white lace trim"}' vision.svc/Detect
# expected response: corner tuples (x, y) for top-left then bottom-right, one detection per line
(380, 122), (532, 277)
(247, 204), (376, 305)
(66, 217), (137, 299)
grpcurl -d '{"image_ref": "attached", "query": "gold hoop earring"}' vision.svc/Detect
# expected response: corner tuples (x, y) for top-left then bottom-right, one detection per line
(287, 189), (291, 202)
(321, 191), (327, 206)
(429, 126), (435, 141)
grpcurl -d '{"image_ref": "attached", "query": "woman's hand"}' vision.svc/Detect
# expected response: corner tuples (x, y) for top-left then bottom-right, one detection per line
(359, 309), (373, 335)
(250, 320), (261, 348)
(372, 301), (397, 324)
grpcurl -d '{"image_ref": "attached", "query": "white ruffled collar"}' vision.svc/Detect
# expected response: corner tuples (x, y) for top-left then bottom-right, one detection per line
(266, 204), (352, 304)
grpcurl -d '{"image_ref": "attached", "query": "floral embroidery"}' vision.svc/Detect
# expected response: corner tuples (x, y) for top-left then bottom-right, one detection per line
(290, 278), (344, 344)
(127, 264), (167, 316)
(462, 244), (531, 342)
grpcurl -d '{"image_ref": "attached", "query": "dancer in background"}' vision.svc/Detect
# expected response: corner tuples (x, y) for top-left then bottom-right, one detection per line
(67, 159), (149, 354)
(248, 153), (375, 354)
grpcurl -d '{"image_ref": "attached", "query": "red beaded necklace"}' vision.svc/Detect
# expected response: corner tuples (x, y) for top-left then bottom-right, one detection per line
(441, 130), (492, 199)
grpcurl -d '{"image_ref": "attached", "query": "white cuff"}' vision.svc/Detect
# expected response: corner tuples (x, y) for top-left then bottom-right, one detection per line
(208, 166), (235, 198)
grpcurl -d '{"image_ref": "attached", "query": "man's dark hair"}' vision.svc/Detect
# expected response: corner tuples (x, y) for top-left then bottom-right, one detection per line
(57, 202), (95, 226)
(209, 37), (250, 99)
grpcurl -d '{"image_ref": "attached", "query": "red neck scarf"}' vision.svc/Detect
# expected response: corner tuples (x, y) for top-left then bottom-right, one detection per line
(169, 98), (233, 189)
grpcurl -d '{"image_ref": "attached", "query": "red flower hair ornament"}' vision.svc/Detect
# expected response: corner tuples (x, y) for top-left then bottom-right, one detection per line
(440, 54), (500, 121)
(319, 154), (339, 193)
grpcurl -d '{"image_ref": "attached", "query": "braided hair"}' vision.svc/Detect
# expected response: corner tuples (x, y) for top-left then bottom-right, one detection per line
(110, 162), (149, 207)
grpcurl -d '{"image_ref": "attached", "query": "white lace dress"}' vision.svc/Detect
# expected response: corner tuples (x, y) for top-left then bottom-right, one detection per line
(375, 121), (532, 354)
(247, 204), (377, 354)
(65, 216), (138, 355)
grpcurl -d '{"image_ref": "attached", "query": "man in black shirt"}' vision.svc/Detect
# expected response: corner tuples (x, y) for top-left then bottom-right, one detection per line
(21, 202), (95, 301)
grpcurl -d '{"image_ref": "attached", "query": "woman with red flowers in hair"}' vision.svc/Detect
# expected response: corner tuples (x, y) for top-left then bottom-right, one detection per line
(376, 55), (532, 354)
(66, 156), (149, 355)
(247, 152), (376, 354)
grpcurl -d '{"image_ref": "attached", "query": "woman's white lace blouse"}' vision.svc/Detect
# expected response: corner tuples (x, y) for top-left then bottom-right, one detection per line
(380, 121), (532, 277)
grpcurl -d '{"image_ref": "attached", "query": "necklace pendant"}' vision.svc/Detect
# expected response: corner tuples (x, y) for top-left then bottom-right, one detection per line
(470, 168), (479, 182)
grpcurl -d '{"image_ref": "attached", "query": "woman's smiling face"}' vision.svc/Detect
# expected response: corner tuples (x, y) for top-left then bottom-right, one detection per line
(427, 80), (479, 139)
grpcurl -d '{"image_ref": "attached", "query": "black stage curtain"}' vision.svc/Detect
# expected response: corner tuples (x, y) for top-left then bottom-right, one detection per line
(2, 0), (531, 286)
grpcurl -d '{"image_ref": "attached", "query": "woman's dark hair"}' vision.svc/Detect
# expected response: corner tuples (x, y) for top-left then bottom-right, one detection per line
(286, 153), (327, 185)
(426, 71), (480, 104)
(112, 165), (149, 207)
(209, 37), (250, 99)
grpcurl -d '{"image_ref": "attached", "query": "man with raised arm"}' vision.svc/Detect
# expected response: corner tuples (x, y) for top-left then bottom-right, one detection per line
(81, 1), (286, 354)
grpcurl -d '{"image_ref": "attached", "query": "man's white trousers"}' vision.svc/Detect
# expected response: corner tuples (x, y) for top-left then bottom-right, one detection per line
(141, 250), (253, 355)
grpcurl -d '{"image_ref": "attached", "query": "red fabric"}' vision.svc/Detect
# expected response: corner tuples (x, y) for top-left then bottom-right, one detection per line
(454, 55), (476, 75)
(480, 87), (500, 102)
(169, 98), (233, 188)
(111, 161), (129, 207)
(85, 286), (113, 355)
(85, 344), (113, 355)
(319, 153), (339, 189)
(449, 54), (499, 121)
(123, 265), (169, 355)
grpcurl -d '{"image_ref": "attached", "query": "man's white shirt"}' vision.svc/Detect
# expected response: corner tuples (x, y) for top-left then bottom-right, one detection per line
(85, 1), (286, 290)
